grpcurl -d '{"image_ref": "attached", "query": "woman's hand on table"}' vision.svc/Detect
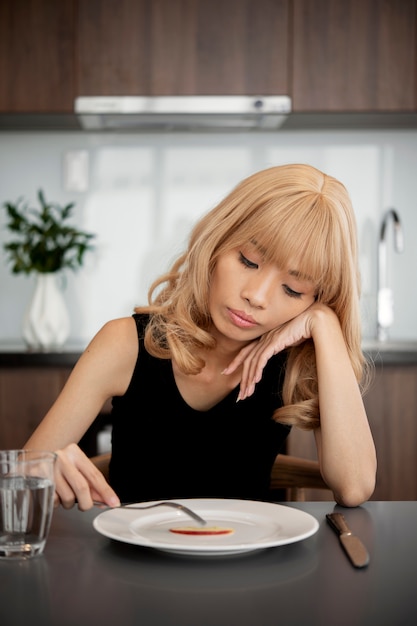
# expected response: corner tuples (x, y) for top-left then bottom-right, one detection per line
(53, 443), (120, 511)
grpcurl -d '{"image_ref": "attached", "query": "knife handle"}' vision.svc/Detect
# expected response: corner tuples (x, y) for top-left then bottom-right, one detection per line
(326, 513), (352, 535)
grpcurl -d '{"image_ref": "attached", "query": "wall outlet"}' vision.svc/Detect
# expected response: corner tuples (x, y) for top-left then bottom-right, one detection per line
(63, 150), (89, 192)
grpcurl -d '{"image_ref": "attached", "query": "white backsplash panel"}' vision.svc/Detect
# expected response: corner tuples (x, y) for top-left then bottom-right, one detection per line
(0, 130), (416, 346)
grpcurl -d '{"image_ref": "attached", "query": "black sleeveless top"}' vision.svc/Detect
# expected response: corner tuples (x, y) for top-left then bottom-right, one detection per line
(109, 314), (291, 502)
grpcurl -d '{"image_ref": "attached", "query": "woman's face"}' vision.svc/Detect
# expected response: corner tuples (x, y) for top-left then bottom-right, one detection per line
(208, 243), (317, 344)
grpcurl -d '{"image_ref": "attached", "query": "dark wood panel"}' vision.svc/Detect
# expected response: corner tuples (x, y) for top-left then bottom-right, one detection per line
(0, 367), (112, 454)
(363, 365), (417, 500)
(190, 0), (289, 95)
(77, 0), (289, 96)
(149, 0), (197, 95)
(0, 0), (75, 112)
(292, 0), (417, 112)
(0, 368), (72, 448)
(77, 0), (151, 95)
(288, 364), (417, 500)
(2, 0), (415, 114)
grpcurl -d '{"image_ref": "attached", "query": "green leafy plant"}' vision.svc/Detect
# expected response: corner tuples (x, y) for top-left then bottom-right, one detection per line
(2, 189), (95, 274)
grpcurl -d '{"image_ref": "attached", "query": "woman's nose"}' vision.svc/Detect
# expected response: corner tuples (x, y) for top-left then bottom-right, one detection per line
(241, 270), (277, 309)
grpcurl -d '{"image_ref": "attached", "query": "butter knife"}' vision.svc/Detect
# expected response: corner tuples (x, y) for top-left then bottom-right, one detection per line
(326, 513), (370, 568)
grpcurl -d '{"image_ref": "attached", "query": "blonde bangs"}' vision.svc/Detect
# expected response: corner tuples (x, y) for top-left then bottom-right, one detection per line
(217, 192), (347, 300)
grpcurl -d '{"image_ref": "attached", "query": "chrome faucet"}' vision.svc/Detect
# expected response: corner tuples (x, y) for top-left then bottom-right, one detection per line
(377, 208), (404, 341)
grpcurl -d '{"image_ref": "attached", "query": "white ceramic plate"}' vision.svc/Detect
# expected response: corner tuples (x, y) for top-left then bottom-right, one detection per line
(93, 498), (319, 556)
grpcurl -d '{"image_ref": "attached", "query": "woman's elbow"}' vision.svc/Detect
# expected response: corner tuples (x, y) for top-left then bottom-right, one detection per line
(333, 474), (376, 508)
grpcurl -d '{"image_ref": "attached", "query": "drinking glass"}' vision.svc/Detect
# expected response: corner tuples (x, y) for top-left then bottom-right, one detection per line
(0, 449), (56, 559)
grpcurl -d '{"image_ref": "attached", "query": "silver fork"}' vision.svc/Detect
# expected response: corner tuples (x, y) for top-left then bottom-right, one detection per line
(94, 500), (207, 526)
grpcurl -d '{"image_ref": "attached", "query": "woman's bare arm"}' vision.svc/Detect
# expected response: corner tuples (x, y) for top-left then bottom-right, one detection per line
(309, 307), (376, 507)
(224, 303), (377, 507)
(24, 316), (138, 510)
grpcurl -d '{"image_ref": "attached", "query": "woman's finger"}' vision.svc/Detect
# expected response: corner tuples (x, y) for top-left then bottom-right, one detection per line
(54, 445), (119, 510)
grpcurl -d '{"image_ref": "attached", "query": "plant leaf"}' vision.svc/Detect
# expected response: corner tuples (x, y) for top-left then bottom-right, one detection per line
(2, 191), (95, 275)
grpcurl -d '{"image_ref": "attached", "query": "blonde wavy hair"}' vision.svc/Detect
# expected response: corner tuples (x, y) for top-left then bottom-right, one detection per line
(136, 163), (369, 430)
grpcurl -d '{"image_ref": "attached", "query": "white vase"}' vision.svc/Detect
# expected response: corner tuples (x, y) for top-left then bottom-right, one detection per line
(22, 273), (71, 351)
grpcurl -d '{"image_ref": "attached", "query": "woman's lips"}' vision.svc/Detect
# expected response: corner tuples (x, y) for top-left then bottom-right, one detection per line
(227, 308), (259, 329)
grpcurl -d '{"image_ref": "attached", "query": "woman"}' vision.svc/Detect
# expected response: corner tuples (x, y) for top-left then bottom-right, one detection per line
(25, 164), (377, 509)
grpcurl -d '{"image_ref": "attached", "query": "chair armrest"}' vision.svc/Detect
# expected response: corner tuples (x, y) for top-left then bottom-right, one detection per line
(270, 454), (328, 491)
(90, 451), (111, 481)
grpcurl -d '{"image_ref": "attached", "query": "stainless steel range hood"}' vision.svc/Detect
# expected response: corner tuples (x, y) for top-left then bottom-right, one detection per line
(75, 95), (291, 131)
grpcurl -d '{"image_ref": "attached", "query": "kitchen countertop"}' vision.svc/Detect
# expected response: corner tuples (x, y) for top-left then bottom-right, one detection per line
(1, 340), (417, 367)
(0, 342), (85, 367)
(361, 340), (417, 365)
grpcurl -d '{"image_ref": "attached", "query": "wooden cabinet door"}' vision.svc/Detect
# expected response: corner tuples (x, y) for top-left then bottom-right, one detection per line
(0, 368), (72, 449)
(292, 0), (417, 112)
(0, 0), (75, 113)
(77, 0), (289, 96)
(287, 363), (417, 501)
(363, 365), (417, 501)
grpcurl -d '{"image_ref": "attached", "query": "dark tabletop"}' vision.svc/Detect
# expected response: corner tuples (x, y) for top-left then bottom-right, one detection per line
(1, 501), (416, 626)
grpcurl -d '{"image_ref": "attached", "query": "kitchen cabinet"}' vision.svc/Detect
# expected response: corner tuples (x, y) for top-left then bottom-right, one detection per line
(287, 363), (417, 501)
(0, 360), (111, 455)
(362, 364), (417, 500)
(0, 0), (75, 113)
(1, 0), (415, 117)
(292, 0), (417, 112)
(0, 367), (72, 448)
(77, 0), (289, 96)
(78, 0), (417, 111)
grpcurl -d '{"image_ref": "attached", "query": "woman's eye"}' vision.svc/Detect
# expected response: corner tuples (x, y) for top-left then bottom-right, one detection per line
(284, 285), (302, 299)
(239, 252), (258, 269)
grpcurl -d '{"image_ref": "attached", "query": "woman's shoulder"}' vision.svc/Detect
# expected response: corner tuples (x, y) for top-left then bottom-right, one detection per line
(85, 317), (140, 396)
(87, 316), (140, 363)
(99, 316), (139, 340)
